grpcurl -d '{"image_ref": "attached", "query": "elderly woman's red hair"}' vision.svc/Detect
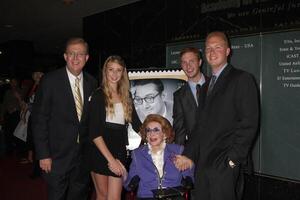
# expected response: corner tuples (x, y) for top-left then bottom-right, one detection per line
(140, 114), (174, 144)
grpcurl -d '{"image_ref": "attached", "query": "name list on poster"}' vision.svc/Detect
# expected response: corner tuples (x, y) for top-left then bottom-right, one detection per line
(277, 38), (300, 88)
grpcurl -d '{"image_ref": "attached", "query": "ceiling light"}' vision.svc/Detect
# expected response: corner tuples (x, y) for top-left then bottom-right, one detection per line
(4, 24), (14, 28)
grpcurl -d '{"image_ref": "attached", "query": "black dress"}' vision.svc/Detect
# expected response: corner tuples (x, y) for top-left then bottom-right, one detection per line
(88, 89), (141, 177)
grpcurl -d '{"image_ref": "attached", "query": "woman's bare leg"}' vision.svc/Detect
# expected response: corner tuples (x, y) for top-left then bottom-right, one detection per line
(91, 172), (108, 200)
(107, 176), (123, 200)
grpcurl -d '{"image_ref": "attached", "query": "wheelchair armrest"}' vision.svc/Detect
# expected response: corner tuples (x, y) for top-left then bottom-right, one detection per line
(181, 176), (194, 190)
(128, 175), (140, 191)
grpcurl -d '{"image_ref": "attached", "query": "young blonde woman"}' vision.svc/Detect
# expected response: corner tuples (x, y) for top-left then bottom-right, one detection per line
(88, 55), (141, 200)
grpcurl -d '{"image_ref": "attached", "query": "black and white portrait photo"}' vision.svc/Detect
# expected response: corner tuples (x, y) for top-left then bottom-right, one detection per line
(130, 79), (185, 125)
(125, 69), (186, 150)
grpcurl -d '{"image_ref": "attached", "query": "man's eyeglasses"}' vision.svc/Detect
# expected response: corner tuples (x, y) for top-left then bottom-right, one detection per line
(145, 127), (162, 135)
(134, 93), (160, 105)
(66, 52), (87, 59)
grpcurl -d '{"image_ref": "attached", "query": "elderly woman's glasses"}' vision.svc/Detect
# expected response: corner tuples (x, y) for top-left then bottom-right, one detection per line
(145, 127), (162, 135)
(134, 93), (160, 105)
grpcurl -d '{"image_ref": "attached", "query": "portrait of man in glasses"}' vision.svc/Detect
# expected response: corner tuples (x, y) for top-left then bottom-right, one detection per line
(131, 79), (173, 124)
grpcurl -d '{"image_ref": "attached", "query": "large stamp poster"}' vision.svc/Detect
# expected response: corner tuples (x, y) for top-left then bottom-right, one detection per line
(126, 69), (187, 150)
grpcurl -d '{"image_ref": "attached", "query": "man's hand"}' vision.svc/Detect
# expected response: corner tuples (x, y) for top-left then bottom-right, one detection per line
(40, 158), (52, 173)
(229, 160), (236, 168)
(174, 155), (194, 171)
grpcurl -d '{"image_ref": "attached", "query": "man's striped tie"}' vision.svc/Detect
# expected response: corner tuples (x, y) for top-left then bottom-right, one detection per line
(75, 77), (83, 143)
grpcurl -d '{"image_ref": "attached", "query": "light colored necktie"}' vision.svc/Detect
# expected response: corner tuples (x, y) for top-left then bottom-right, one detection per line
(75, 77), (83, 120)
(74, 77), (83, 143)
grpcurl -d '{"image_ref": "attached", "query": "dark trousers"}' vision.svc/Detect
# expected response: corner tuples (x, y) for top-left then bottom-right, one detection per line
(0, 129), (5, 157)
(4, 111), (20, 153)
(194, 165), (244, 200)
(27, 116), (41, 176)
(42, 163), (90, 200)
(14, 137), (27, 158)
(137, 197), (184, 200)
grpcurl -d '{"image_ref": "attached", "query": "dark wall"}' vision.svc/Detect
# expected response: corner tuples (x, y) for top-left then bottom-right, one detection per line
(83, 0), (167, 73)
(83, 0), (300, 70)
(0, 41), (34, 78)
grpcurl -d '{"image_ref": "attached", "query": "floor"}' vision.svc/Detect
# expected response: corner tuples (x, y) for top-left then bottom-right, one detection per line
(0, 153), (299, 200)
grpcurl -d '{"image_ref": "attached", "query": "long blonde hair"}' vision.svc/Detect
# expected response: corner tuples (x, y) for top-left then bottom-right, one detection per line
(101, 55), (133, 122)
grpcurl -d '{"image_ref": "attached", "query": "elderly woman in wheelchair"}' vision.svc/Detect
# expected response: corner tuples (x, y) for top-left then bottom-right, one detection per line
(124, 114), (194, 199)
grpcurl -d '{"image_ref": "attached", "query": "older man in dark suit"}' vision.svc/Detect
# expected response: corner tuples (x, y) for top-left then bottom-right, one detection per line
(173, 47), (208, 145)
(175, 31), (259, 200)
(32, 37), (97, 200)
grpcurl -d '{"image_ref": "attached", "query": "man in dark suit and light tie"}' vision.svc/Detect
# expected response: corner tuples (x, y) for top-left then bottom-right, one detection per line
(32, 38), (97, 200)
(173, 47), (208, 145)
(175, 31), (259, 200)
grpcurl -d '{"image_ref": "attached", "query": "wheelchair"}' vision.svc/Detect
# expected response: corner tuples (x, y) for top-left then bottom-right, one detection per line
(127, 175), (193, 200)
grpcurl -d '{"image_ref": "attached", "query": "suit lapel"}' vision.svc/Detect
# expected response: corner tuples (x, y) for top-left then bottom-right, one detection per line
(141, 145), (153, 163)
(163, 144), (174, 163)
(184, 84), (198, 108)
(62, 68), (80, 123)
(82, 73), (90, 118)
(207, 65), (232, 101)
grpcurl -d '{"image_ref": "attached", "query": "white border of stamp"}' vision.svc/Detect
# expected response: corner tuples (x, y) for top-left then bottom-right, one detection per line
(128, 68), (187, 81)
